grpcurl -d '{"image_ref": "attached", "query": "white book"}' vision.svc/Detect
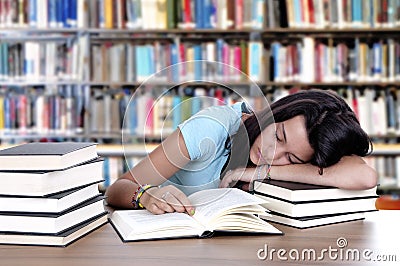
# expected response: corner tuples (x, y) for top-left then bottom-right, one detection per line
(126, 44), (135, 81)
(34, 94), (48, 134)
(77, 35), (89, 81)
(141, 0), (158, 29)
(37, 0), (48, 28)
(336, 0), (345, 28)
(103, 93), (111, 133)
(110, 188), (282, 242)
(0, 213), (108, 247)
(388, 39), (396, 81)
(45, 42), (56, 81)
(356, 89), (372, 135)
(65, 96), (75, 134)
(259, 211), (366, 229)
(371, 92), (388, 136)
(0, 196), (105, 234)
(155, 0), (167, 29)
(71, 40), (79, 80)
(300, 37), (315, 82)
(0, 142), (99, 171)
(255, 193), (377, 218)
(24, 42), (36, 80)
(0, 183), (101, 213)
(0, 158), (103, 197)
(77, 0), (89, 28)
(313, 0), (325, 28)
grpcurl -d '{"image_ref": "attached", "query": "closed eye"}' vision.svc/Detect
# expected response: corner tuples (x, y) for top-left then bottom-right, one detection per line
(289, 153), (306, 164)
(275, 130), (282, 142)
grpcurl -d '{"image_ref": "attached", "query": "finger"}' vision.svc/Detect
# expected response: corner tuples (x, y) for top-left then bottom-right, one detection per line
(219, 179), (228, 188)
(156, 199), (176, 213)
(146, 203), (165, 215)
(169, 189), (195, 215)
(219, 175), (233, 188)
(162, 192), (186, 213)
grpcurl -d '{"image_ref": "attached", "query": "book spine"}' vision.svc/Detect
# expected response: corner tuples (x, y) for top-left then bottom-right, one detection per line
(47, 0), (57, 28)
(104, 0), (112, 28)
(28, 0), (37, 27)
(0, 96), (4, 133)
(68, 0), (77, 27)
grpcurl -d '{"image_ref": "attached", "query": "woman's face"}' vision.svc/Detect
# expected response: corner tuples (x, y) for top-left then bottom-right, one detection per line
(250, 115), (314, 166)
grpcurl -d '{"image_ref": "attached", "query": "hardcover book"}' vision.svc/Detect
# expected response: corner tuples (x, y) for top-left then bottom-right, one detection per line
(0, 213), (108, 247)
(0, 158), (104, 196)
(259, 210), (368, 229)
(110, 188), (282, 242)
(253, 179), (378, 218)
(0, 196), (105, 234)
(253, 179), (378, 202)
(0, 182), (102, 214)
(0, 142), (99, 171)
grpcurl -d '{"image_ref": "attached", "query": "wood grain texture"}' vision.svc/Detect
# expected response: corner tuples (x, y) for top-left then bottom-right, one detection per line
(0, 211), (398, 266)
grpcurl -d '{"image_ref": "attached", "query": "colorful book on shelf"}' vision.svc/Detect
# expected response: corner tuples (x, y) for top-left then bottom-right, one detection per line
(110, 188), (282, 242)
(0, 213), (108, 247)
(252, 179), (378, 218)
(0, 142), (99, 171)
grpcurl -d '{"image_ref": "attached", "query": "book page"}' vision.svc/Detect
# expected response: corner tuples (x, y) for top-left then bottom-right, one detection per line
(189, 188), (267, 225)
(209, 213), (282, 234)
(111, 210), (205, 241)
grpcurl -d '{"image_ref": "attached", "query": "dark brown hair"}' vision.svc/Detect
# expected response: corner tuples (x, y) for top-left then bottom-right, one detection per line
(222, 89), (372, 175)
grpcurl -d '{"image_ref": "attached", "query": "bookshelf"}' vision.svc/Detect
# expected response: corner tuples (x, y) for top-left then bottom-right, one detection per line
(1, 0), (400, 195)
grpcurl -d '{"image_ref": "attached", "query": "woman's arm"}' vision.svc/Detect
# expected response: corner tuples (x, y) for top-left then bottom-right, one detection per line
(220, 156), (378, 190)
(105, 129), (194, 214)
(269, 156), (378, 189)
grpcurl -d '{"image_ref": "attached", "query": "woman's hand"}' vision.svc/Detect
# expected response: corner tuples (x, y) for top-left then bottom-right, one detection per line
(139, 185), (195, 215)
(219, 167), (259, 191)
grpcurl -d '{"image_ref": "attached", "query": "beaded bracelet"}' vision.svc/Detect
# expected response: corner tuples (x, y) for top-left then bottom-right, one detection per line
(266, 164), (272, 179)
(131, 185), (142, 208)
(256, 164), (272, 180)
(136, 184), (159, 208)
(256, 165), (264, 180)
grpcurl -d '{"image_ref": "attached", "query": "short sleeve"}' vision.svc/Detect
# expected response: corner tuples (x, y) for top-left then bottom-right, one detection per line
(178, 104), (242, 161)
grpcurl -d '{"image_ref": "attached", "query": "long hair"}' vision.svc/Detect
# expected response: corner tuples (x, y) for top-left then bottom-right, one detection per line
(221, 89), (372, 176)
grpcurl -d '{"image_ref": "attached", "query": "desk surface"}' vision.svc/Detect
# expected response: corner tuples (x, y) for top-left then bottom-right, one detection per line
(0, 211), (399, 266)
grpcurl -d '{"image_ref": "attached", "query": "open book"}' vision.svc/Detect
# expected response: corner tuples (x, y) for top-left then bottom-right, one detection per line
(110, 188), (282, 242)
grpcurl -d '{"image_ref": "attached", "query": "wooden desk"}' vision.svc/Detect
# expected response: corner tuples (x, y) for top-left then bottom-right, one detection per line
(0, 211), (399, 266)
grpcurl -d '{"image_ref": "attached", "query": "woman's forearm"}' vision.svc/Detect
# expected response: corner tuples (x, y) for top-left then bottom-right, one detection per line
(269, 156), (378, 190)
(105, 178), (139, 209)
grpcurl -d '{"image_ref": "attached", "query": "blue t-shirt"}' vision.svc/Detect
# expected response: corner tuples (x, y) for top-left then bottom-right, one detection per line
(162, 102), (246, 195)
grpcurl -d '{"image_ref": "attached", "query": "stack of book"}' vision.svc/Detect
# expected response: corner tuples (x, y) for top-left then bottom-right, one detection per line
(253, 179), (378, 229)
(0, 142), (108, 246)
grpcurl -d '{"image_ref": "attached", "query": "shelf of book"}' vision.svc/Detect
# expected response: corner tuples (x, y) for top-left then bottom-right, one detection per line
(1, 0), (400, 195)
(96, 143), (400, 157)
